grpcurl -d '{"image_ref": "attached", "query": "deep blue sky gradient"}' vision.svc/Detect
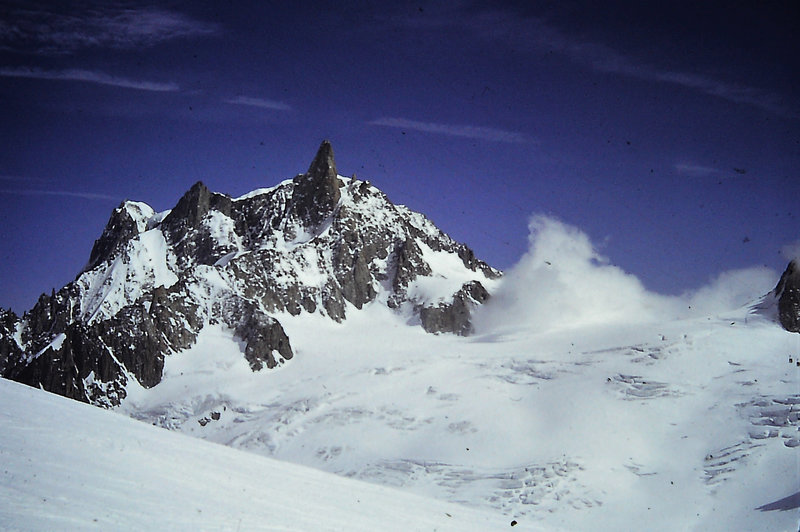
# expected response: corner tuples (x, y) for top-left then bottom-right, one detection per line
(1, 1), (797, 313)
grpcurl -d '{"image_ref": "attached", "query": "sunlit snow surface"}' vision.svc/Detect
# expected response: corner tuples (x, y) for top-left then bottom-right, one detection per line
(112, 303), (800, 531)
(77, 227), (178, 323)
(0, 378), (516, 531)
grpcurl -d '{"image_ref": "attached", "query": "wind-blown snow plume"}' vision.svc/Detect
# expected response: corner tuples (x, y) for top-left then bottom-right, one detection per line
(474, 215), (776, 334)
(682, 267), (777, 316)
(474, 215), (669, 333)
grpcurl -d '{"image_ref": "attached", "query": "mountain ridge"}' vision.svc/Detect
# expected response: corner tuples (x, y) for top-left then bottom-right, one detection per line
(0, 141), (499, 407)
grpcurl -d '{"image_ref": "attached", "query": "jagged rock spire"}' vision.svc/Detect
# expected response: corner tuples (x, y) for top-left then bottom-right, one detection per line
(307, 140), (338, 182)
(291, 140), (343, 228)
(162, 181), (232, 231)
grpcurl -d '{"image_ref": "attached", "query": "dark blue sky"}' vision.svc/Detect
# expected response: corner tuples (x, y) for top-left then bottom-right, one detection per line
(1, 1), (797, 313)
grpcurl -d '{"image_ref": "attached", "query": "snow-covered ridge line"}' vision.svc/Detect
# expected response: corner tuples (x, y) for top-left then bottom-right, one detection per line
(232, 177), (294, 201)
(77, 227), (178, 323)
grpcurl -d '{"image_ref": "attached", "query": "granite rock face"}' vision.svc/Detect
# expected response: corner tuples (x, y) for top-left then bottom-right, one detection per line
(0, 141), (499, 407)
(774, 260), (800, 333)
(85, 203), (145, 271)
(289, 140), (343, 230)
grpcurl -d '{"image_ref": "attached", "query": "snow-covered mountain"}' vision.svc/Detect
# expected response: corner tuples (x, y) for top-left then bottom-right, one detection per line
(1, 142), (799, 530)
(0, 141), (498, 407)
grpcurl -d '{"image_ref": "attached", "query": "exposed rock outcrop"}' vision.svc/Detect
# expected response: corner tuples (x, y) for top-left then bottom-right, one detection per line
(0, 309), (22, 375)
(85, 203), (145, 271)
(235, 305), (293, 371)
(161, 182), (236, 267)
(774, 260), (800, 333)
(5, 322), (126, 407)
(420, 281), (490, 335)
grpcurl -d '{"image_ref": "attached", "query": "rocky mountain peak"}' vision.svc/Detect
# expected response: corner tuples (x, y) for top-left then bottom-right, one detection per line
(164, 181), (212, 227)
(307, 140), (338, 182)
(85, 202), (144, 271)
(162, 181), (233, 231)
(159, 181), (234, 267)
(774, 259), (800, 333)
(0, 308), (22, 375)
(290, 140), (344, 228)
(0, 142), (500, 408)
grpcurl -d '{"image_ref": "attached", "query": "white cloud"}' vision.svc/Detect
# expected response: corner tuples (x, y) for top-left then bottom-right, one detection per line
(369, 117), (533, 143)
(0, 189), (120, 202)
(0, 67), (179, 91)
(681, 267), (778, 317)
(674, 163), (720, 177)
(0, 6), (219, 54)
(652, 70), (789, 117)
(474, 215), (670, 333)
(535, 29), (789, 116)
(473, 215), (777, 335)
(392, 6), (792, 118)
(224, 96), (292, 111)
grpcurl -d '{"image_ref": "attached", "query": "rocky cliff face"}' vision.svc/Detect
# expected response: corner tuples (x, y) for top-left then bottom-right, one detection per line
(0, 308), (22, 376)
(0, 141), (500, 407)
(774, 260), (800, 333)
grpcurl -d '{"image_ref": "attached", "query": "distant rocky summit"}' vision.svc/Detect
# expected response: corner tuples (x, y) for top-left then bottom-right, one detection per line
(774, 260), (800, 333)
(0, 141), (499, 406)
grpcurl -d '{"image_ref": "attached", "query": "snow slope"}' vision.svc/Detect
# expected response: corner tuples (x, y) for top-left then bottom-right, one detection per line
(0, 378), (528, 531)
(115, 301), (800, 531)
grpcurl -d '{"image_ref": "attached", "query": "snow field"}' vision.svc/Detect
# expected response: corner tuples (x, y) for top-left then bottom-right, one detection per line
(0, 378), (530, 531)
(115, 303), (800, 531)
